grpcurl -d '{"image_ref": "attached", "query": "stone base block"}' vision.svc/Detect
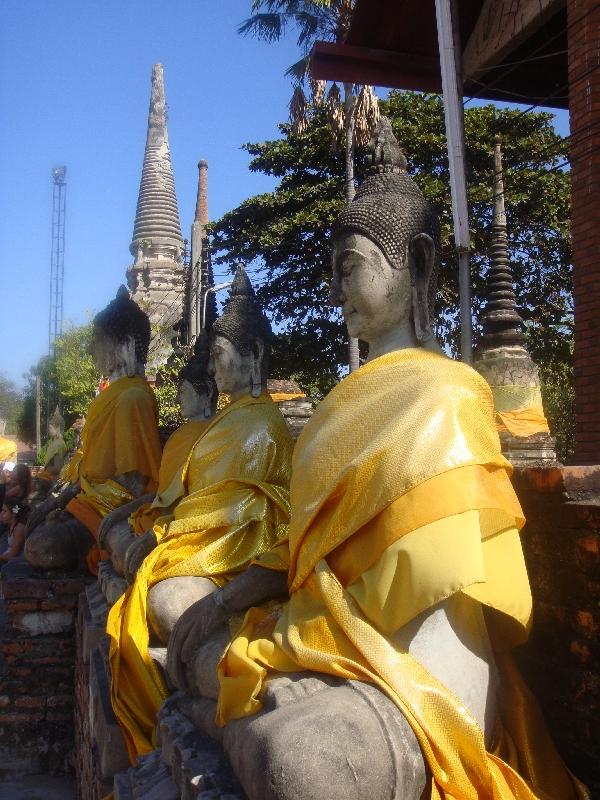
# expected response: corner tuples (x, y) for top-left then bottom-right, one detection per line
(89, 641), (130, 780)
(98, 560), (128, 607)
(114, 749), (179, 800)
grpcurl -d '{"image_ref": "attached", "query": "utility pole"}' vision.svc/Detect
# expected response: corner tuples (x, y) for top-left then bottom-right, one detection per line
(49, 166), (67, 354)
(35, 376), (41, 457)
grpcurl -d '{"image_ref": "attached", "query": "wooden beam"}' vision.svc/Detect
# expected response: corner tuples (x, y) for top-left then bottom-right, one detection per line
(310, 41), (441, 91)
(463, 0), (565, 79)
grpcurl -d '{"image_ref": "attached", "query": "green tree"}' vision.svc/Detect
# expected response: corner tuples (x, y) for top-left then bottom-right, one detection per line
(54, 323), (98, 418)
(239, 0), (379, 371)
(212, 93), (571, 400)
(0, 374), (23, 435)
(18, 323), (98, 444)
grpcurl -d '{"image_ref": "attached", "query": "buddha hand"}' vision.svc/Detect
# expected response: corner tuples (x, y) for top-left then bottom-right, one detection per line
(166, 591), (229, 691)
(123, 530), (158, 583)
(26, 497), (58, 534)
(98, 507), (129, 549)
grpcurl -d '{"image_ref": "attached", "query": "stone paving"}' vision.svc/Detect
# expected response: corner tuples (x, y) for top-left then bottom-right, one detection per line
(0, 774), (77, 799)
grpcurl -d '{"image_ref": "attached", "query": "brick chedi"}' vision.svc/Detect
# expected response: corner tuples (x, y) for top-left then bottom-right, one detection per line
(127, 63), (185, 371)
(475, 136), (556, 464)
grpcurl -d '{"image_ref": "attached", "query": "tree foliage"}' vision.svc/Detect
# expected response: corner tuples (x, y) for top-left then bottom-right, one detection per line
(211, 92), (571, 398)
(18, 323), (98, 444)
(0, 374), (23, 435)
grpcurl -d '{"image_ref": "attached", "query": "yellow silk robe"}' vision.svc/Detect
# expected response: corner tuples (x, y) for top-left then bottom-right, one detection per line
(66, 376), (162, 573)
(107, 393), (293, 762)
(217, 350), (586, 800)
(128, 419), (210, 534)
(0, 436), (17, 464)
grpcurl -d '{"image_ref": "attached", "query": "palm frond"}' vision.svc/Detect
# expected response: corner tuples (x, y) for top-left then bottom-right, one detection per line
(285, 55), (310, 84)
(289, 86), (309, 134)
(310, 78), (326, 105)
(353, 85), (380, 148)
(238, 13), (286, 42)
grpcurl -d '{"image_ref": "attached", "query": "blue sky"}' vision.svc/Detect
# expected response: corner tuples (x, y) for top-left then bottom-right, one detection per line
(0, 1), (569, 388)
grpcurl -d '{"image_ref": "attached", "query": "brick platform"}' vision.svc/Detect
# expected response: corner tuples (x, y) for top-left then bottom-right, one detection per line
(0, 572), (91, 776)
(514, 464), (600, 794)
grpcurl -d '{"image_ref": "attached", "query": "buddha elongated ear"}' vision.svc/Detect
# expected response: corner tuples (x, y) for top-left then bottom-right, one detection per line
(409, 233), (435, 344)
(250, 339), (265, 398)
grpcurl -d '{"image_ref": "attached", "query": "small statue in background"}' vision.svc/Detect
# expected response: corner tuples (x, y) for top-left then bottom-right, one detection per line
(38, 407), (67, 483)
(25, 286), (162, 575)
(107, 267), (294, 763)
(98, 333), (217, 580)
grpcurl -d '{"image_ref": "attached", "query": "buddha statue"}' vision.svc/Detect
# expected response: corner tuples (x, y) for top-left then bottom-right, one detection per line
(25, 286), (162, 575)
(107, 266), (294, 764)
(98, 332), (217, 580)
(166, 119), (586, 800)
(34, 406), (67, 488)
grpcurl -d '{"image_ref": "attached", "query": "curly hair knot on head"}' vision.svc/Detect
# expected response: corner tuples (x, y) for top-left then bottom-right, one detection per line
(93, 285), (151, 366)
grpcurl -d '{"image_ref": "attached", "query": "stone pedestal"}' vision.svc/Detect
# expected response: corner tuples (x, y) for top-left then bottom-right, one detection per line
(475, 347), (556, 462)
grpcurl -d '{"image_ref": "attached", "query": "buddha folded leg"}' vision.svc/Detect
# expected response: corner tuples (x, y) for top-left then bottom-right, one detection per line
(147, 576), (217, 644)
(25, 514), (95, 571)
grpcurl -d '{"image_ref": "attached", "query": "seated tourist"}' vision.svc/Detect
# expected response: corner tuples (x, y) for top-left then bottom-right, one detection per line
(166, 120), (586, 800)
(24, 286), (162, 575)
(98, 332), (217, 580)
(0, 500), (28, 562)
(107, 267), (294, 763)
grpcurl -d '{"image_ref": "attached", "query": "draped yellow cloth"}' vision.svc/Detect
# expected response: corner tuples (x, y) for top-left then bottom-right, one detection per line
(0, 436), (17, 464)
(65, 376), (161, 573)
(59, 448), (83, 484)
(491, 385), (550, 438)
(128, 420), (209, 535)
(107, 393), (293, 762)
(217, 349), (586, 800)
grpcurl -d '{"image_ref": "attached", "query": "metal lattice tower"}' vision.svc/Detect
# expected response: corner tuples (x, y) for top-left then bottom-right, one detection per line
(49, 166), (67, 352)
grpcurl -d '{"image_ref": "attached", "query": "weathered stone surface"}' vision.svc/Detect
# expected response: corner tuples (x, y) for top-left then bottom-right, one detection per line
(98, 560), (128, 607)
(215, 674), (426, 800)
(89, 642), (130, 780)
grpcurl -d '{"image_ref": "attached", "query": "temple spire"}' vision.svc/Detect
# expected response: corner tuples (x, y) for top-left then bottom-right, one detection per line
(474, 136), (555, 463)
(480, 136), (525, 350)
(130, 63), (183, 259)
(126, 63), (185, 372)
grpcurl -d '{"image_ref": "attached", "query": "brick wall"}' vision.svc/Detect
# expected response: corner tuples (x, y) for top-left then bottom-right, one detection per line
(0, 574), (90, 776)
(512, 465), (599, 794)
(567, 0), (600, 464)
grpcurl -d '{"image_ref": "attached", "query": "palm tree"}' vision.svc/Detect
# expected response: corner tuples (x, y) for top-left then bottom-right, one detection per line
(239, 0), (379, 373)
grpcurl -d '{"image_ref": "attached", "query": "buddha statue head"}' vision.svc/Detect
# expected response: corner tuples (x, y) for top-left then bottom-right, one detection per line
(48, 406), (65, 440)
(177, 331), (218, 420)
(210, 266), (272, 400)
(91, 285), (151, 379)
(331, 117), (441, 360)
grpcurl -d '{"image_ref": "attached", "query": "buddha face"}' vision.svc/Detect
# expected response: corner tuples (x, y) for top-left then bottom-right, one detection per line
(177, 379), (211, 420)
(330, 232), (412, 346)
(209, 335), (259, 400)
(90, 328), (137, 379)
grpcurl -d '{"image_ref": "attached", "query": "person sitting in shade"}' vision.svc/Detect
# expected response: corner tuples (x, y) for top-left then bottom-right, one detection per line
(0, 500), (28, 563)
(98, 332), (217, 581)
(25, 286), (162, 575)
(107, 266), (294, 764)
(166, 119), (587, 800)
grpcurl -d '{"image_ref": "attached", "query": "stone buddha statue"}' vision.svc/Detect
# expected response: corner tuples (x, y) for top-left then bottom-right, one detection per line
(107, 266), (294, 764)
(40, 406), (67, 482)
(25, 286), (162, 575)
(165, 120), (585, 800)
(98, 332), (217, 581)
